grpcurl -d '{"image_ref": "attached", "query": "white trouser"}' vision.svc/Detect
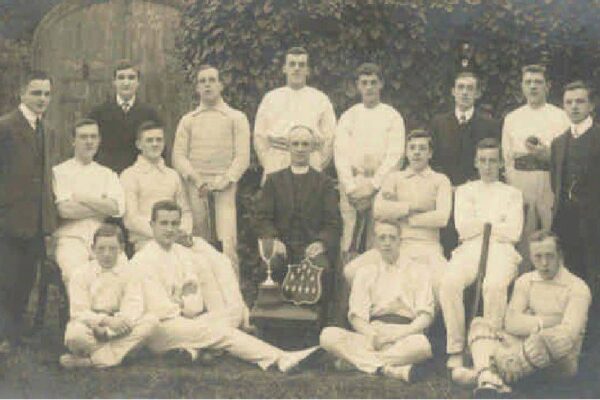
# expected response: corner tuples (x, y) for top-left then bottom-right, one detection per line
(506, 169), (553, 234)
(399, 240), (447, 301)
(320, 326), (432, 374)
(187, 182), (238, 275)
(439, 240), (520, 354)
(146, 315), (282, 370)
(64, 314), (159, 368)
(55, 237), (92, 286)
(339, 189), (375, 253)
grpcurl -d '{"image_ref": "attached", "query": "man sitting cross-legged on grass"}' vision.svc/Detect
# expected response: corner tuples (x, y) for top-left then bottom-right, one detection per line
(60, 223), (159, 369)
(121, 120), (248, 330)
(319, 220), (434, 383)
(134, 200), (319, 371)
(452, 230), (591, 397)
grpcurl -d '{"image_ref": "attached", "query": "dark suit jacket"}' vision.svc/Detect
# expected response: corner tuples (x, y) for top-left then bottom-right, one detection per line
(255, 167), (341, 258)
(0, 109), (64, 238)
(88, 98), (161, 173)
(430, 110), (501, 186)
(550, 124), (600, 222)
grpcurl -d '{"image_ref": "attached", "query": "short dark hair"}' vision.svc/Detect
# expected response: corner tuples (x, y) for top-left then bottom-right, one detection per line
(136, 120), (163, 141)
(528, 230), (561, 252)
(286, 46), (308, 60)
(521, 64), (547, 80)
(455, 71), (480, 88)
(151, 200), (182, 222)
(113, 59), (140, 79)
(72, 118), (99, 137)
(355, 63), (383, 81)
(563, 80), (593, 100)
(92, 223), (125, 247)
(20, 70), (52, 94)
(476, 137), (501, 151)
(406, 129), (433, 150)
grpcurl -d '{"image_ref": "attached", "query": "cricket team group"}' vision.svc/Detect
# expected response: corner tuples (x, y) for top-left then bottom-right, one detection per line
(1, 45), (598, 397)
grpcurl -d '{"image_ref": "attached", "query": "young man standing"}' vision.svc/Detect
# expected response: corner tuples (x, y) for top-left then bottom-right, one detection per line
(59, 224), (158, 369)
(254, 47), (337, 180)
(88, 60), (161, 174)
(320, 221), (434, 383)
(502, 64), (570, 236)
(172, 65), (250, 271)
(439, 138), (523, 371)
(133, 200), (319, 371)
(335, 63), (406, 255)
(53, 119), (125, 286)
(0, 71), (62, 354)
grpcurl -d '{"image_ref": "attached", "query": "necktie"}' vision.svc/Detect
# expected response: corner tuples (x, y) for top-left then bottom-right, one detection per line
(459, 114), (467, 125)
(35, 117), (45, 155)
(122, 101), (130, 113)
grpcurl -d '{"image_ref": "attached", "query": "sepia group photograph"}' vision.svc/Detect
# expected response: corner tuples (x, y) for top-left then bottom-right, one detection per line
(1, 0), (600, 398)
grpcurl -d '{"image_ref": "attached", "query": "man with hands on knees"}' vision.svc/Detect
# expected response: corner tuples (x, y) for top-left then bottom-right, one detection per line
(134, 200), (320, 371)
(60, 223), (158, 369)
(452, 231), (591, 397)
(255, 124), (341, 313)
(320, 220), (434, 383)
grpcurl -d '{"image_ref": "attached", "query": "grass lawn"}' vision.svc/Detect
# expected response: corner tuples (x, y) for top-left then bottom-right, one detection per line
(1, 283), (600, 398)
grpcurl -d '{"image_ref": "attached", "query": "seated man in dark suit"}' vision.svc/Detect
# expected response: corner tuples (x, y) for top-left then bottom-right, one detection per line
(429, 70), (501, 257)
(255, 124), (342, 315)
(88, 59), (161, 174)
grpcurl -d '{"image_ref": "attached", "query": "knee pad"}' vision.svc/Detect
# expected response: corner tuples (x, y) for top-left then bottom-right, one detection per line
(532, 326), (574, 365)
(468, 318), (498, 348)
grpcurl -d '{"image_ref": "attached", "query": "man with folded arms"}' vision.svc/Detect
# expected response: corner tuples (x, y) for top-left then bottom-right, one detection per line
(121, 120), (248, 329)
(60, 223), (158, 368)
(134, 200), (318, 371)
(439, 138), (523, 371)
(452, 231), (591, 396)
(320, 220), (434, 383)
(53, 118), (125, 285)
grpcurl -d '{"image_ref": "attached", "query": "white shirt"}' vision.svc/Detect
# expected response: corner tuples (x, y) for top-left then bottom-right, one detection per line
(53, 158), (125, 244)
(502, 103), (570, 170)
(349, 256), (435, 322)
(335, 103), (405, 191)
(69, 258), (142, 326)
(120, 156), (193, 245)
(19, 103), (40, 130)
(116, 95), (136, 110)
(254, 86), (337, 176)
(290, 165), (309, 175)
(454, 107), (474, 123)
(454, 180), (523, 244)
(131, 241), (204, 321)
(570, 116), (593, 138)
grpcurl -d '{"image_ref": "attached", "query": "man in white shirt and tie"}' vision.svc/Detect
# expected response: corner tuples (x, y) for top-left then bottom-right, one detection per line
(439, 138), (523, 371)
(502, 64), (570, 237)
(254, 47), (337, 180)
(53, 119), (126, 285)
(335, 62), (405, 255)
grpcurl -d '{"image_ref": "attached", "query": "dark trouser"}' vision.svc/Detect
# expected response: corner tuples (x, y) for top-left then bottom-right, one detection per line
(0, 235), (43, 343)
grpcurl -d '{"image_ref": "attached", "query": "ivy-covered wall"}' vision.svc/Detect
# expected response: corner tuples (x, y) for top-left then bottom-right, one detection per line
(177, 0), (600, 299)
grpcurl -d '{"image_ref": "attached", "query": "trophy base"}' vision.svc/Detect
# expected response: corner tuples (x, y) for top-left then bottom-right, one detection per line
(254, 283), (284, 307)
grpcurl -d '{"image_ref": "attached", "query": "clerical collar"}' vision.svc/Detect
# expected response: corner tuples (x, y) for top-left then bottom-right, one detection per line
(117, 94), (136, 108)
(291, 165), (309, 175)
(454, 107), (474, 123)
(19, 103), (41, 130)
(570, 116), (593, 139)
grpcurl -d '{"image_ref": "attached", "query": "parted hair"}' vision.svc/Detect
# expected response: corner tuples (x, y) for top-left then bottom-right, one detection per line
(151, 200), (182, 222)
(113, 59), (140, 79)
(521, 64), (547, 79)
(563, 80), (593, 100)
(20, 70), (52, 93)
(528, 230), (561, 251)
(455, 71), (480, 88)
(355, 63), (383, 81)
(406, 129), (433, 149)
(92, 223), (125, 247)
(72, 118), (99, 137)
(286, 46), (309, 61)
(136, 120), (164, 140)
